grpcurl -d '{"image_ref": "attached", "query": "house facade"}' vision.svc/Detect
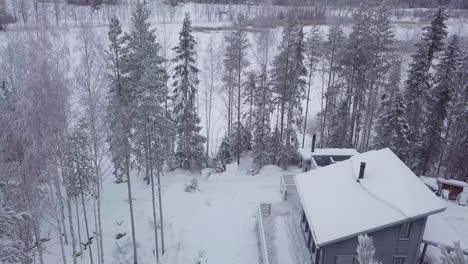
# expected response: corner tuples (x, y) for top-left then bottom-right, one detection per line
(300, 214), (427, 264)
(295, 148), (447, 264)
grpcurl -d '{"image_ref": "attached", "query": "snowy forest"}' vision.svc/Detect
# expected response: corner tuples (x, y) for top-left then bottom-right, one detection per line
(0, 0), (467, 263)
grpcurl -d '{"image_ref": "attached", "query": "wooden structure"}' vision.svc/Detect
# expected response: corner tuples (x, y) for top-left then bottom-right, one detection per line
(280, 174), (297, 200)
(437, 178), (468, 201)
(257, 203), (271, 264)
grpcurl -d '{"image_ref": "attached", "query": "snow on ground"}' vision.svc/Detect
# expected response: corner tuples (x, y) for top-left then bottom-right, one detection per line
(274, 217), (295, 264)
(44, 155), (289, 264)
(262, 195), (311, 264)
(425, 202), (468, 259)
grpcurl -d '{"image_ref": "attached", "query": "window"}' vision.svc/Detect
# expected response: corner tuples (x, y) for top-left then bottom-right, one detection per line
(336, 255), (358, 264)
(399, 222), (412, 239)
(393, 256), (406, 264)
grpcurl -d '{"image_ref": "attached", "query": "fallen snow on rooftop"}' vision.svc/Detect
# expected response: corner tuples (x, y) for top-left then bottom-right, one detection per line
(295, 148), (446, 246)
(297, 147), (359, 160)
(437, 178), (468, 187)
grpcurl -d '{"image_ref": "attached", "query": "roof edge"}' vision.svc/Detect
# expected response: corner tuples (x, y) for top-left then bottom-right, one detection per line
(316, 207), (447, 247)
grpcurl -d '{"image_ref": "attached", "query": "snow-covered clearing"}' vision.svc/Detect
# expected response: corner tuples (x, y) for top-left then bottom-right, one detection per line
(44, 156), (289, 263)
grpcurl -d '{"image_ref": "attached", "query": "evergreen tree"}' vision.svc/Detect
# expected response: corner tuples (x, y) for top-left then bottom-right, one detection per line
(172, 13), (207, 171)
(223, 14), (249, 165)
(127, 3), (168, 184)
(403, 6), (448, 170)
(444, 48), (468, 180)
(321, 24), (346, 146)
(340, 5), (374, 147)
(356, 234), (381, 264)
(243, 71), (256, 132)
(252, 73), (274, 169)
(214, 136), (232, 172)
(270, 16), (306, 166)
(106, 17), (138, 264)
(359, 5), (396, 151)
(374, 91), (410, 161)
(106, 17), (130, 184)
(228, 122), (252, 159)
(419, 35), (461, 175)
(65, 121), (96, 264)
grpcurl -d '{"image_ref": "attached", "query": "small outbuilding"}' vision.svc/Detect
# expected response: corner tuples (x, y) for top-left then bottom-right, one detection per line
(437, 178), (468, 201)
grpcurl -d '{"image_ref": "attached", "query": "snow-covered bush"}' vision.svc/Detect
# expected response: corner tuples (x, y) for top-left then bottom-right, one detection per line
(194, 250), (207, 264)
(185, 179), (199, 192)
(356, 234), (381, 264)
(440, 242), (467, 264)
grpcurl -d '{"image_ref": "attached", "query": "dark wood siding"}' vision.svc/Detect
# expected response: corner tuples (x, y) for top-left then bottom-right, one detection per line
(440, 183), (464, 200)
(320, 218), (427, 264)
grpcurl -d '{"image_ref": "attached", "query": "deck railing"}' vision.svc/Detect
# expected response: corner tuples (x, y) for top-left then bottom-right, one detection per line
(257, 203), (271, 264)
(281, 175), (297, 200)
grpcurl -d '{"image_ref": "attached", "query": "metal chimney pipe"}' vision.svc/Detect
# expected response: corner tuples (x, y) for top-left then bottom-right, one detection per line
(311, 134), (316, 153)
(358, 162), (366, 180)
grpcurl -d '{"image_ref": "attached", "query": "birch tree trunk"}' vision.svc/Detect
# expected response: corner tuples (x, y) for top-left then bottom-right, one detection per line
(79, 182), (94, 264)
(67, 194), (78, 264)
(75, 198), (83, 255)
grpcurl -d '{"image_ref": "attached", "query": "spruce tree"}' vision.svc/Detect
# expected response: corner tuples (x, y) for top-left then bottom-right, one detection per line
(65, 121), (96, 264)
(374, 91), (410, 161)
(106, 17), (130, 184)
(223, 14), (249, 165)
(403, 6), (448, 170)
(252, 73), (273, 169)
(228, 122), (252, 159)
(444, 48), (468, 180)
(321, 24), (345, 146)
(419, 35), (462, 175)
(270, 16), (306, 167)
(128, 3), (168, 184)
(214, 136), (232, 172)
(172, 13), (207, 171)
(106, 17), (139, 264)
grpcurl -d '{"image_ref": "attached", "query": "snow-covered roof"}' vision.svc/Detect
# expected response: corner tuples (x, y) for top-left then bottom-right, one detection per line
(295, 148), (447, 247)
(297, 148), (359, 160)
(420, 176), (439, 190)
(423, 214), (468, 253)
(437, 178), (468, 188)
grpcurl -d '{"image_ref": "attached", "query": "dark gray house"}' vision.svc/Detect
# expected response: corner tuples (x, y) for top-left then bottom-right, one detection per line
(295, 148), (447, 264)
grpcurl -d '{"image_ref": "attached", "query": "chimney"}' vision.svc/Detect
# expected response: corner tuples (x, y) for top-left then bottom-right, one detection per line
(311, 134), (316, 153)
(358, 162), (366, 180)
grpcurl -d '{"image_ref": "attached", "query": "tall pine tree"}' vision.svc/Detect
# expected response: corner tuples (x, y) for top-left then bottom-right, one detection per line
(419, 35), (462, 175)
(403, 6), (448, 171)
(172, 13), (206, 171)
